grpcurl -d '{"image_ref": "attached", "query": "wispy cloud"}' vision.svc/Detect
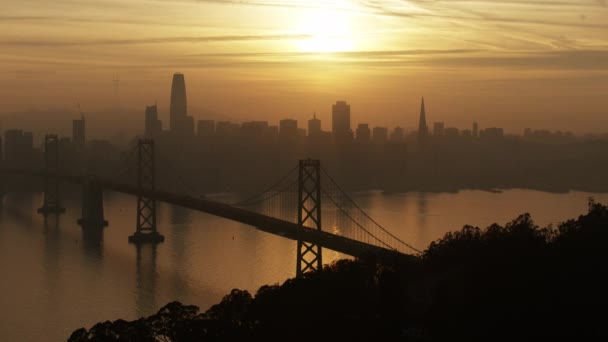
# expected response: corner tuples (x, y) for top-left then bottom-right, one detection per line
(98, 49), (608, 71)
(0, 34), (312, 47)
(187, 48), (480, 58)
(424, 50), (608, 70)
(0, 14), (214, 28)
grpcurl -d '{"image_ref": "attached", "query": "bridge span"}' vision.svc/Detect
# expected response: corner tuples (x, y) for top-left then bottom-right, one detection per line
(0, 166), (417, 265)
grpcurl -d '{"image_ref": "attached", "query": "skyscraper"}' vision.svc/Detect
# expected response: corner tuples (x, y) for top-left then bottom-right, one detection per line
(332, 100), (351, 143)
(417, 97), (428, 146)
(144, 105), (162, 138)
(197, 120), (215, 137)
(391, 126), (405, 142)
(73, 116), (85, 149)
(169, 73), (193, 136)
(433, 122), (445, 136)
(372, 127), (388, 145)
(279, 119), (298, 138)
(473, 122), (479, 137)
(308, 113), (321, 137)
(356, 124), (371, 143)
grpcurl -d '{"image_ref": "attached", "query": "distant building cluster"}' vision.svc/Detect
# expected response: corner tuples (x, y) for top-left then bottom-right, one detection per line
(0, 112), (89, 168)
(137, 73), (527, 148)
(0, 70), (583, 192)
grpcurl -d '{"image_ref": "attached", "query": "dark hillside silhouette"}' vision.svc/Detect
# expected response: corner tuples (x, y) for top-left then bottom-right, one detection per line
(69, 201), (608, 340)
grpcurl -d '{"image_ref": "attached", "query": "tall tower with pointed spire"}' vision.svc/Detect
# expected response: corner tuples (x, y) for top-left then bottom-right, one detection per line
(417, 97), (428, 147)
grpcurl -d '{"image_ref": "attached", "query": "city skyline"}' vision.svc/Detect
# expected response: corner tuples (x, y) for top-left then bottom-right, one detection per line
(1, 1), (608, 133)
(0, 71), (595, 143)
(3, 2), (608, 341)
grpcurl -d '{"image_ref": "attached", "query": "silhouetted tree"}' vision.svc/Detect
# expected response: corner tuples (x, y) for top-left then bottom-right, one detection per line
(70, 203), (608, 340)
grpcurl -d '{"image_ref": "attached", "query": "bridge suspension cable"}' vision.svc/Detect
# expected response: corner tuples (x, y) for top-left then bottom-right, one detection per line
(321, 166), (422, 255)
(221, 161), (421, 255)
(232, 179), (298, 207)
(321, 188), (395, 250)
(231, 165), (298, 207)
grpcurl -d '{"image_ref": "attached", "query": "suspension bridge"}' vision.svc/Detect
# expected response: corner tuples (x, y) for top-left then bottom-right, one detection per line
(0, 135), (420, 276)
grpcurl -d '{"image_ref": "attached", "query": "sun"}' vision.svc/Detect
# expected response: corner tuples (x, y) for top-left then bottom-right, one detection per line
(295, 8), (355, 53)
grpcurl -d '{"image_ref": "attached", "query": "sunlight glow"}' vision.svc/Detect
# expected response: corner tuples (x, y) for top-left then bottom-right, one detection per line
(295, 8), (356, 53)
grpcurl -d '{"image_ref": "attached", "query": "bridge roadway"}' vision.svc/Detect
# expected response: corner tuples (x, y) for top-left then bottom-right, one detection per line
(1, 168), (417, 264)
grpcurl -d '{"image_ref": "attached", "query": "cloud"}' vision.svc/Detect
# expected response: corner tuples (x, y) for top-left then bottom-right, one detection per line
(86, 49), (608, 72)
(187, 49), (480, 58)
(359, 0), (608, 30)
(0, 34), (313, 47)
(0, 16), (53, 20)
(423, 50), (608, 70)
(0, 14), (214, 28)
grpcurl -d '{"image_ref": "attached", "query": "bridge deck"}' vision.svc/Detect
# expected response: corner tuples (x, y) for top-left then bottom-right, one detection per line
(1, 167), (418, 264)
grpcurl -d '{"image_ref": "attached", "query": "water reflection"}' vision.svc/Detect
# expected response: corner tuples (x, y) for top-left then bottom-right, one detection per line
(135, 243), (158, 318)
(4, 192), (34, 226)
(416, 193), (428, 248)
(42, 214), (61, 309)
(168, 205), (190, 300)
(81, 226), (104, 263)
(2, 189), (608, 341)
(170, 205), (190, 225)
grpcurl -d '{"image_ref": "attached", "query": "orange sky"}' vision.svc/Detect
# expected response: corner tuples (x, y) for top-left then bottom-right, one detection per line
(1, 0), (608, 133)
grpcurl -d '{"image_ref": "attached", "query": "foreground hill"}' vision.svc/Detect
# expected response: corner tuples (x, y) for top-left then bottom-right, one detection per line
(69, 200), (608, 340)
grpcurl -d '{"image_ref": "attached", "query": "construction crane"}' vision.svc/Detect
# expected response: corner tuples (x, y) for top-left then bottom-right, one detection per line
(76, 102), (84, 120)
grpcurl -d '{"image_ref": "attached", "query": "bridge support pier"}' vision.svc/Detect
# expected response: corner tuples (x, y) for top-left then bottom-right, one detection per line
(296, 158), (322, 278)
(129, 139), (164, 244)
(38, 134), (65, 215)
(77, 181), (108, 229)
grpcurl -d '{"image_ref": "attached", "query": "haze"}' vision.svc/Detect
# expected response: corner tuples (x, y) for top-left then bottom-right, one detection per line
(2, 0), (608, 135)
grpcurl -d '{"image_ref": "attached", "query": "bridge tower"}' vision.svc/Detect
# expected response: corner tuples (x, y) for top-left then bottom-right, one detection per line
(129, 139), (164, 244)
(77, 180), (108, 229)
(296, 158), (322, 277)
(37, 134), (65, 215)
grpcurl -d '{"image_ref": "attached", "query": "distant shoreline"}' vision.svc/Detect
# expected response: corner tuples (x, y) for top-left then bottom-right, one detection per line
(378, 186), (608, 196)
(207, 186), (608, 198)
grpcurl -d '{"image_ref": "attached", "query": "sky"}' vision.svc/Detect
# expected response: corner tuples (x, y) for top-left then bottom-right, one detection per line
(1, 0), (608, 134)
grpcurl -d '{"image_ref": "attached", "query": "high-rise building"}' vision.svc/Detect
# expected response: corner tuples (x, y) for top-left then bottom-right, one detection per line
(372, 127), (388, 145)
(216, 121), (240, 139)
(170, 73), (187, 130)
(473, 122), (479, 137)
(391, 126), (405, 141)
(332, 101), (351, 142)
(279, 119), (298, 138)
(267, 125), (279, 138)
(169, 73), (194, 136)
(73, 116), (85, 149)
(480, 127), (504, 139)
(197, 120), (215, 137)
(144, 105), (162, 138)
(433, 122), (445, 136)
(308, 113), (321, 137)
(241, 121), (269, 139)
(356, 123), (371, 143)
(418, 97), (428, 146)
(444, 127), (460, 137)
(184, 116), (194, 137)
